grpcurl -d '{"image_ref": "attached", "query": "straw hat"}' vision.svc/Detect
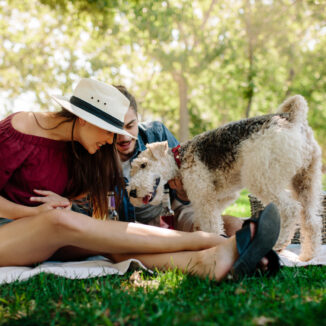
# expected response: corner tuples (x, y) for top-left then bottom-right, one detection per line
(52, 78), (136, 138)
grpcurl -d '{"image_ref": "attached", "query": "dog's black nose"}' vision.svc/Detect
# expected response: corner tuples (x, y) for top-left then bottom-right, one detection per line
(129, 189), (137, 198)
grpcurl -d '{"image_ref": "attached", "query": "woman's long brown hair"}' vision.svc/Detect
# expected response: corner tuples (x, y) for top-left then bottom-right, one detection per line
(35, 109), (124, 219)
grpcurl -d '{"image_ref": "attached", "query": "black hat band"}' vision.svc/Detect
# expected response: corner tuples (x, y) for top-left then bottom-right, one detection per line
(70, 96), (124, 129)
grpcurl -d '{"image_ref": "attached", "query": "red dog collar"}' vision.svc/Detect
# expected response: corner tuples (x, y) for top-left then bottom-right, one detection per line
(172, 145), (181, 168)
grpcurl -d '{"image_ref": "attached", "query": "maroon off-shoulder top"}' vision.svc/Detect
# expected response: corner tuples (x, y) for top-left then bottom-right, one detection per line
(0, 113), (69, 206)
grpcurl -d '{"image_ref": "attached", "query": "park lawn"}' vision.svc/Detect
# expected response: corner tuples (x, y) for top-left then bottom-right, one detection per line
(0, 266), (325, 325)
(0, 188), (325, 325)
(223, 189), (252, 217)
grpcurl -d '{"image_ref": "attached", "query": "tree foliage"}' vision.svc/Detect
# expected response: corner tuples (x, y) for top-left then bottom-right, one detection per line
(1, 0), (326, 161)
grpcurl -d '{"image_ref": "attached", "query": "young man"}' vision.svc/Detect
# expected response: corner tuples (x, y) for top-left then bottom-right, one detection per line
(115, 86), (243, 234)
(114, 86), (182, 226)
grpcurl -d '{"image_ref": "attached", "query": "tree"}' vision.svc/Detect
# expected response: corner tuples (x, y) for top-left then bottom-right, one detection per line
(1, 0), (325, 161)
(0, 0), (96, 110)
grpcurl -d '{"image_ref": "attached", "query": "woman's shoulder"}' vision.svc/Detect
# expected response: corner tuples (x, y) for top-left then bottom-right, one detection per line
(0, 112), (19, 136)
(1, 112), (32, 143)
(0, 112), (67, 149)
(10, 111), (32, 133)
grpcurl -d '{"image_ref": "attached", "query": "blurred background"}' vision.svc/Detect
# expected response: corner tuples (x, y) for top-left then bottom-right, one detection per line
(0, 0), (325, 168)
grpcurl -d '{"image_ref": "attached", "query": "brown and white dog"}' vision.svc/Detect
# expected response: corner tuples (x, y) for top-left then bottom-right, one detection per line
(127, 96), (323, 261)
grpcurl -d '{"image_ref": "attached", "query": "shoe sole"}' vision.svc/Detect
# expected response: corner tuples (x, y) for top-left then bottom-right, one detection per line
(231, 203), (281, 279)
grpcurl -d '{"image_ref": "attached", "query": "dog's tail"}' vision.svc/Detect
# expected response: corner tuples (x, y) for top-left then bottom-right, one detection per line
(277, 95), (308, 124)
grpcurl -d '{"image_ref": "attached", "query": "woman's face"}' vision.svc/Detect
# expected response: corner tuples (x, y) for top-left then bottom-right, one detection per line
(78, 120), (114, 154)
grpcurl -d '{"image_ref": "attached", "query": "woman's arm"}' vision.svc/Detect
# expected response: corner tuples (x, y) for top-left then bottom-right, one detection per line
(0, 190), (72, 219)
(30, 189), (71, 210)
(0, 195), (52, 219)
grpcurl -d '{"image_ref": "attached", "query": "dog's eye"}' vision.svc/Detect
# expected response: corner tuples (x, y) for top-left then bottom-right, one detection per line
(140, 163), (147, 169)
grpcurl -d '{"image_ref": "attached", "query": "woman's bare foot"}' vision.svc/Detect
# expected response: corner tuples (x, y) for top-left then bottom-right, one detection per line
(193, 237), (238, 281)
(193, 220), (270, 281)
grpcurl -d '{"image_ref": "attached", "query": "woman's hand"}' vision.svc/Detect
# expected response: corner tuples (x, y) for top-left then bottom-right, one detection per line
(168, 178), (189, 202)
(30, 189), (72, 210)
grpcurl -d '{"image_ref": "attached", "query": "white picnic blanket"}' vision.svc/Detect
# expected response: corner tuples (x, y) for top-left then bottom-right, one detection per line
(0, 245), (325, 285)
(0, 257), (149, 285)
(279, 244), (326, 267)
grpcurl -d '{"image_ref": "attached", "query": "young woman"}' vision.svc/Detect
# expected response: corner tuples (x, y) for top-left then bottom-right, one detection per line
(0, 78), (280, 281)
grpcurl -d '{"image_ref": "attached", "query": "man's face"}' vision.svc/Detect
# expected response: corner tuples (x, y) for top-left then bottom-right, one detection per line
(116, 107), (139, 162)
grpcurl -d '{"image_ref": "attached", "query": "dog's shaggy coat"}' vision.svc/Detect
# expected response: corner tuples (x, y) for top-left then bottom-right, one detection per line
(128, 96), (323, 261)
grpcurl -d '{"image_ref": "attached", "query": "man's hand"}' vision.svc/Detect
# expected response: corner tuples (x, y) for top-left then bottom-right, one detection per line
(168, 178), (189, 202)
(30, 189), (72, 210)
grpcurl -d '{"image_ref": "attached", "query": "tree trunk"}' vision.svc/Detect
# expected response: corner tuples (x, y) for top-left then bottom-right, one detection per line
(244, 0), (255, 118)
(245, 87), (253, 118)
(284, 68), (295, 98)
(172, 71), (189, 142)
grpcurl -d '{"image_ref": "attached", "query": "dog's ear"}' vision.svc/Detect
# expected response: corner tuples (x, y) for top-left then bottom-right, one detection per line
(146, 141), (169, 160)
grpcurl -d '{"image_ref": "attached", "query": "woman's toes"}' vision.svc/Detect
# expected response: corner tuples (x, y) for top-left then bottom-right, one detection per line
(259, 257), (269, 271)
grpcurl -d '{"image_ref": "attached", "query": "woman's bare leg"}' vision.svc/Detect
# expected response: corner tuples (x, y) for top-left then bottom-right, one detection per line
(49, 246), (104, 261)
(110, 237), (239, 281)
(0, 209), (227, 266)
(109, 222), (263, 281)
(49, 216), (243, 262)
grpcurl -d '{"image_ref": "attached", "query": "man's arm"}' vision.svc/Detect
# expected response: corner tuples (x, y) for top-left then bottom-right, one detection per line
(168, 178), (189, 203)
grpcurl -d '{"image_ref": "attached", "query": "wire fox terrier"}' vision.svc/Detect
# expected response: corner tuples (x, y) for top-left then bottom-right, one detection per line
(128, 96), (323, 261)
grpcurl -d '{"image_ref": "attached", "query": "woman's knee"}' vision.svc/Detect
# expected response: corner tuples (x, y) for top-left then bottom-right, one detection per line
(42, 209), (84, 234)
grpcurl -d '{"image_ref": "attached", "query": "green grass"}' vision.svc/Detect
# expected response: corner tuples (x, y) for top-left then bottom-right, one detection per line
(223, 189), (251, 217)
(224, 174), (326, 218)
(0, 267), (325, 325)
(1, 189), (325, 325)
